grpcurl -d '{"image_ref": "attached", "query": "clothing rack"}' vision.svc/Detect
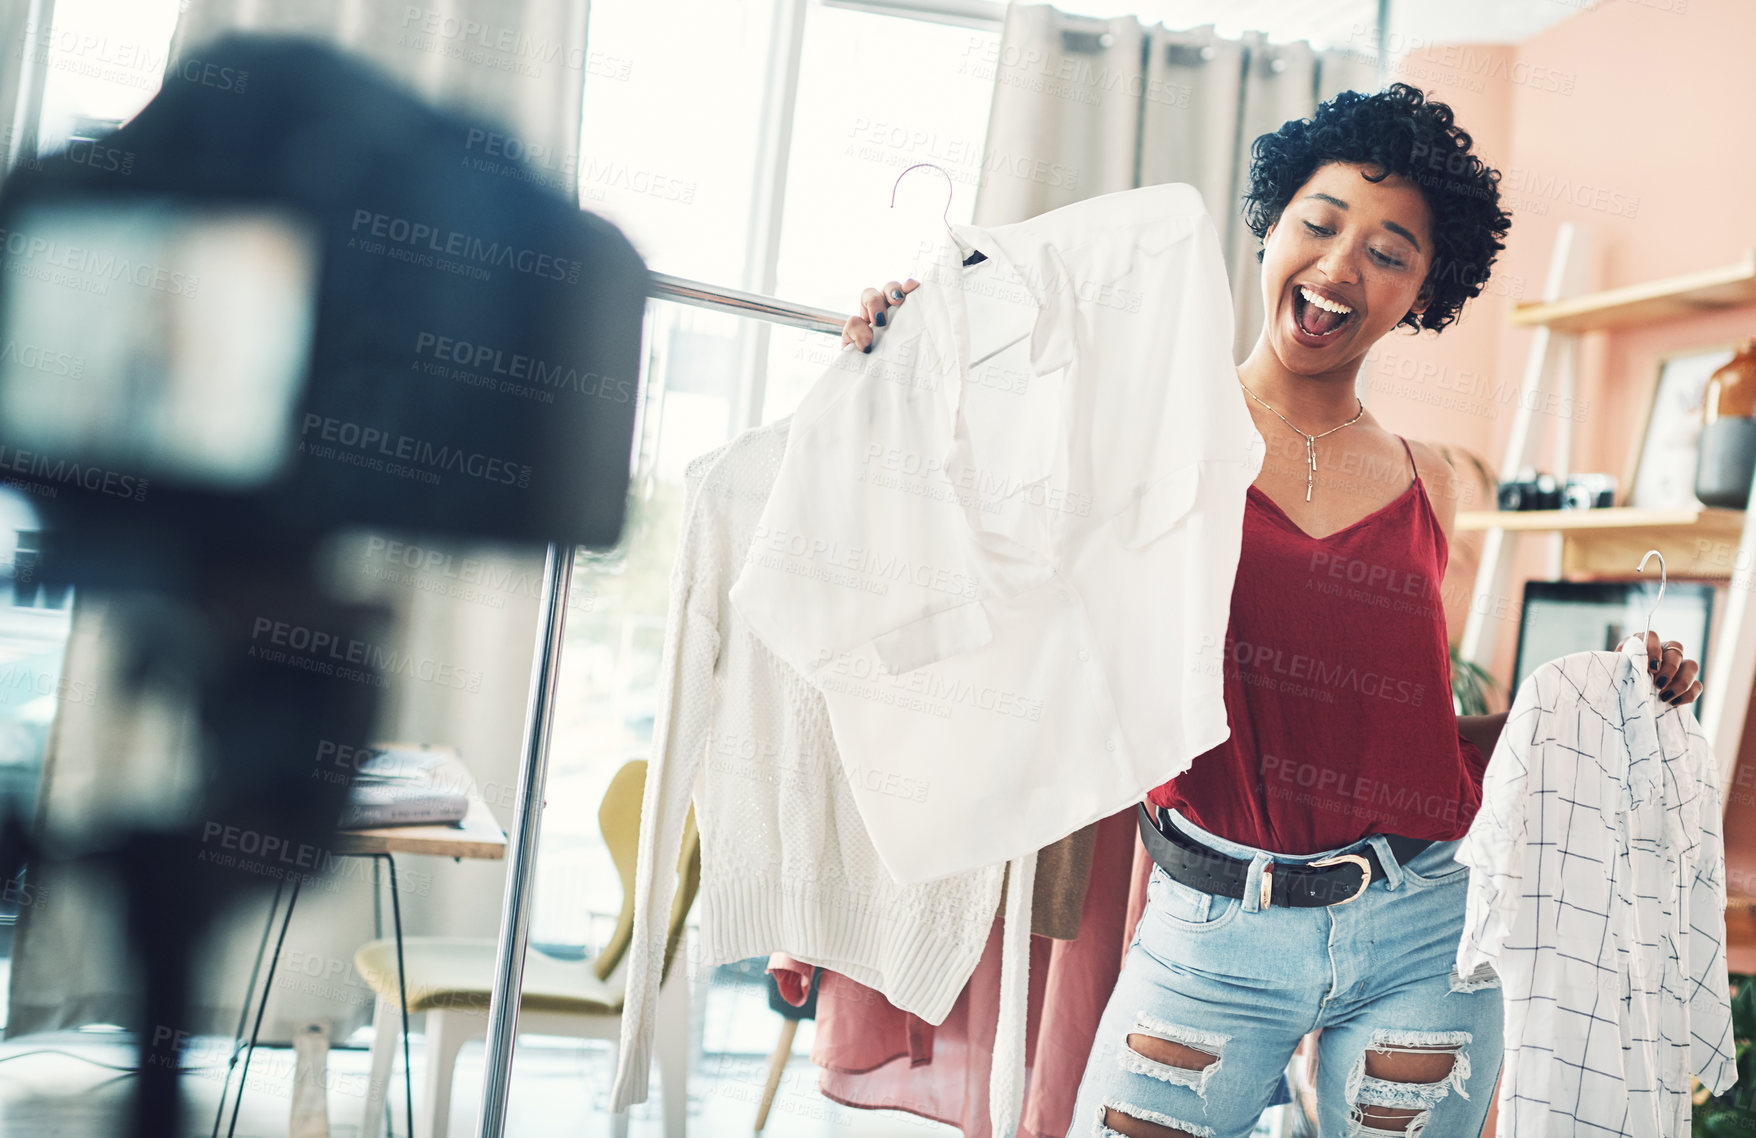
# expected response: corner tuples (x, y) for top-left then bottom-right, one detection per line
(480, 274), (850, 1138)
(649, 271), (849, 337)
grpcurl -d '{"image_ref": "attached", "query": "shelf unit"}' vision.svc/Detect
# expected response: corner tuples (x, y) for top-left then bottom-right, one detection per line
(1455, 506), (1746, 579)
(1457, 231), (1756, 812)
(1508, 247), (1756, 333)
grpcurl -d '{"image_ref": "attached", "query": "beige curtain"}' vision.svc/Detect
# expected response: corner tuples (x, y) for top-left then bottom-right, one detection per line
(167, 0), (591, 147)
(973, 3), (1379, 362)
(8, 0), (594, 1046)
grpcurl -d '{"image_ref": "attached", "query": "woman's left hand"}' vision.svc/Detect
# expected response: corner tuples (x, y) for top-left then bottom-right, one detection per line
(1644, 630), (1703, 705)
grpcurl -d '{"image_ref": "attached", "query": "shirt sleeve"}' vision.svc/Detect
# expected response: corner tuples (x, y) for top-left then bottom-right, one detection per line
(610, 459), (724, 1112)
(1681, 715), (1737, 1095)
(727, 279), (992, 682)
(1455, 675), (1540, 979)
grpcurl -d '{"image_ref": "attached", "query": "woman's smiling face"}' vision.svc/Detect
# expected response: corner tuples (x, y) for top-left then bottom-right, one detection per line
(1260, 160), (1436, 373)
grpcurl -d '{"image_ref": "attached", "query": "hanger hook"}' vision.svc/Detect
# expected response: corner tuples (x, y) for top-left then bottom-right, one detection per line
(890, 162), (956, 240)
(1637, 548), (1667, 647)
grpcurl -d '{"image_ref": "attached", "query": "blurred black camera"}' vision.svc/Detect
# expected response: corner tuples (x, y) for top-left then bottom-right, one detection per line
(0, 37), (649, 571)
(1497, 470), (1618, 511)
(1497, 470), (1561, 511)
(0, 38), (650, 1138)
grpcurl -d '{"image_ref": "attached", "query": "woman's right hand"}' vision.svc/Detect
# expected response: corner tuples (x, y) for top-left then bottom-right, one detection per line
(841, 278), (919, 353)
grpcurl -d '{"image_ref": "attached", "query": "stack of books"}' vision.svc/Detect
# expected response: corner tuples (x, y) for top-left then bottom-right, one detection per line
(338, 744), (470, 829)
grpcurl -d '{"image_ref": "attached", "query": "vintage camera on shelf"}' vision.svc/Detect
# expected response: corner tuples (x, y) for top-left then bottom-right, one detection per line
(1497, 469), (1560, 511)
(1562, 473), (1617, 510)
(1497, 469), (1618, 511)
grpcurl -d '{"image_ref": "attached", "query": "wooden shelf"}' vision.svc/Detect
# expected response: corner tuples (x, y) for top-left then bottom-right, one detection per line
(1509, 248), (1756, 333)
(1457, 506), (1747, 578)
(1457, 506), (1744, 532)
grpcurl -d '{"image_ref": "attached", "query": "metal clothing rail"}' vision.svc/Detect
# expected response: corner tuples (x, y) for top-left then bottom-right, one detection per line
(649, 271), (850, 337)
(477, 276), (846, 1138)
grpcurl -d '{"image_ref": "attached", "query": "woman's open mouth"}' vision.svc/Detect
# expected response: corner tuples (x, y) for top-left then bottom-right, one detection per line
(1290, 285), (1355, 342)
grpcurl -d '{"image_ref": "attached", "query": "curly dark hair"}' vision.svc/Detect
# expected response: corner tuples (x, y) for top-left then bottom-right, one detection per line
(1241, 82), (1513, 334)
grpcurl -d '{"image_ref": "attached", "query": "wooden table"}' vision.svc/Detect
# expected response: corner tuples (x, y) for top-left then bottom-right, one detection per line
(331, 749), (508, 860)
(221, 745), (506, 1138)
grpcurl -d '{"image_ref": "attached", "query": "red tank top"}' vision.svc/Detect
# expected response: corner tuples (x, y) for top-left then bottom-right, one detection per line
(1148, 435), (1488, 855)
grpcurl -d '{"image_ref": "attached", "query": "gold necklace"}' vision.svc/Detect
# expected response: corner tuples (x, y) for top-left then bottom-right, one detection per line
(1237, 379), (1365, 502)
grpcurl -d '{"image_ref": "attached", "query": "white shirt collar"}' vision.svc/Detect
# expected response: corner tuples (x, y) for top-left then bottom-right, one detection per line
(1616, 632), (1652, 677)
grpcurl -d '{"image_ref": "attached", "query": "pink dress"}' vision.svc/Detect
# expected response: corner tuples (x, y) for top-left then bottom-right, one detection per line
(770, 807), (1149, 1138)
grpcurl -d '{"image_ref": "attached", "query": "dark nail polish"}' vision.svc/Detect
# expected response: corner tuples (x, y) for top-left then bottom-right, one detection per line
(891, 289), (904, 301)
(1660, 689), (1675, 702)
(863, 342), (873, 354)
(874, 310), (886, 327)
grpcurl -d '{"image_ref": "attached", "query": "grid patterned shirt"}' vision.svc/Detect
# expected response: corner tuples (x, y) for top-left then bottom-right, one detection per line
(1455, 636), (1736, 1135)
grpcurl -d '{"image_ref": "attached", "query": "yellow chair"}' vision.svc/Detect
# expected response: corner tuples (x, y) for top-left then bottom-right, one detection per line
(353, 760), (700, 1138)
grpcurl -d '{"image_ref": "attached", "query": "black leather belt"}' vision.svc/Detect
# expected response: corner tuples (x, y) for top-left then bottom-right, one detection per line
(1136, 803), (1434, 909)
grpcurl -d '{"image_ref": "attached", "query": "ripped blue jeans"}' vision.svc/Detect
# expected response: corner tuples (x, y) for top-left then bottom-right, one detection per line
(1068, 807), (1505, 1138)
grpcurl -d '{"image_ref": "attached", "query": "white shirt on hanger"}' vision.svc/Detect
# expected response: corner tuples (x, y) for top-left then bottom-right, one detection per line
(1454, 635), (1736, 1136)
(608, 419), (1025, 1130)
(728, 182), (1266, 884)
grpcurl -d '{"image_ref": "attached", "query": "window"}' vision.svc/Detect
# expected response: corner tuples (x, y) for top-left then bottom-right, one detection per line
(535, 1), (999, 959)
(29, 0), (181, 149)
(569, 0), (782, 289)
(761, 3), (995, 419)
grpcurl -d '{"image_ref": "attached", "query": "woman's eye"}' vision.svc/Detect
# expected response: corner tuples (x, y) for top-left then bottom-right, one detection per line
(1301, 220), (1404, 267)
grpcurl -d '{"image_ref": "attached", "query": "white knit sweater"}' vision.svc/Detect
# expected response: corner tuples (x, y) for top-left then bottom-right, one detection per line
(610, 418), (1030, 1127)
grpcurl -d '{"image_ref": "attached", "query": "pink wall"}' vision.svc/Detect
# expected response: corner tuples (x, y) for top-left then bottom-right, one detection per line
(1360, 45), (1516, 674)
(1368, 0), (1756, 744)
(1358, 8), (1756, 1128)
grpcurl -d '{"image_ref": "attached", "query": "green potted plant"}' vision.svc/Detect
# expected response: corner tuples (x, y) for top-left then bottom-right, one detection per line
(1693, 973), (1754, 1133)
(1451, 643), (1500, 717)
(1433, 442), (1504, 718)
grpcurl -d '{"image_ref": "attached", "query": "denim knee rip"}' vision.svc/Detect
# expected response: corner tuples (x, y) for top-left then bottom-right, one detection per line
(1342, 1029), (1472, 1138)
(1097, 1100), (1217, 1138)
(1116, 1013), (1229, 1101)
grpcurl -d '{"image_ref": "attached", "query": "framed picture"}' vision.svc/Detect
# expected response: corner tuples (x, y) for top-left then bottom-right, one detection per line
(1626, 344), (1736, 509)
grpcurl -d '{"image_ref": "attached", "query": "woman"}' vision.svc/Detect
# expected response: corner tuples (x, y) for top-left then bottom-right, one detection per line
(838, 84), (1704, 1137)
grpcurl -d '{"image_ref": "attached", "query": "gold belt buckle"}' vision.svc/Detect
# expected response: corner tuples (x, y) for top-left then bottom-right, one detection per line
(1307, 852), (1372, 905)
